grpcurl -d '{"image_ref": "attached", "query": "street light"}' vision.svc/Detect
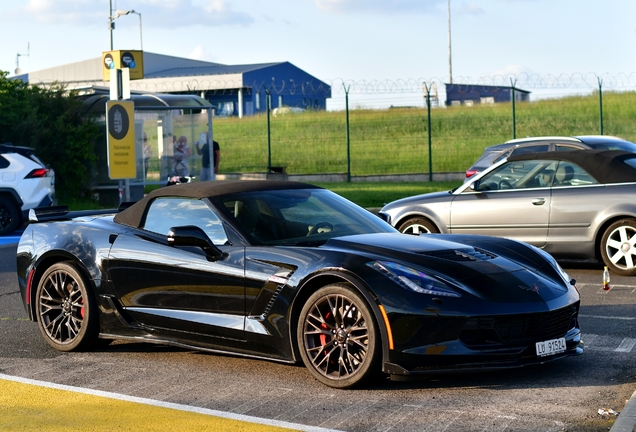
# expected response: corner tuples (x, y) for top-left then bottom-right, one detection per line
(111, 9), (143, 51)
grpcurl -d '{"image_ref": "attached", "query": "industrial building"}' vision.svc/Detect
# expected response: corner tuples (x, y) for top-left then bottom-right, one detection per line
(445, 83), (530, 106)
(13, 52), (332, 117)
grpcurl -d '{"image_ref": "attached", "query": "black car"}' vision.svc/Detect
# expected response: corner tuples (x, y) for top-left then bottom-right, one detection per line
(17, 181), (582, 388)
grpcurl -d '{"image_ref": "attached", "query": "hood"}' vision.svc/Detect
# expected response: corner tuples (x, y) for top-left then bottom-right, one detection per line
(381, 190), (453, 211)
(324, 233), (571, 304)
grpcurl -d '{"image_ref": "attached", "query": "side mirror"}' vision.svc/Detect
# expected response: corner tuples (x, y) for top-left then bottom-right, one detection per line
(468, 180), (478, 192)
(167, 225), (225, 261)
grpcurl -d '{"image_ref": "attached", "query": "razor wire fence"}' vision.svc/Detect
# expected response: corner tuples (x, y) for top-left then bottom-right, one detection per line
(210, 72), (636, 181)
(35, 71), (636, 181)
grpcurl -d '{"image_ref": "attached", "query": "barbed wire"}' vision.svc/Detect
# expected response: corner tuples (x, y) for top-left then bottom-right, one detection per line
(27, 71), (636, 98)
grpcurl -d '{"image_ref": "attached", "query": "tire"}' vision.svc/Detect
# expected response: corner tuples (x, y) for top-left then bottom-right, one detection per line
(397, 216), (438, 235)
(297, 284), (381, 389)
(36, 262), (100, 352)
(600, 219), (636, 276)
(0, 196), (20, 236)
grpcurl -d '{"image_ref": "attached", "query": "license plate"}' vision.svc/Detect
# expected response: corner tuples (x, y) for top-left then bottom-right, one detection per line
(535, 337), (566, 357)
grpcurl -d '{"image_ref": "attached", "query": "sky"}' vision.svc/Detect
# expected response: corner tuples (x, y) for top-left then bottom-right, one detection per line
(1, 0), (636, 108)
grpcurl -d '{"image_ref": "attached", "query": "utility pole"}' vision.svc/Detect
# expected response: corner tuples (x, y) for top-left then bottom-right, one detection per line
(448, 0), (453, 84)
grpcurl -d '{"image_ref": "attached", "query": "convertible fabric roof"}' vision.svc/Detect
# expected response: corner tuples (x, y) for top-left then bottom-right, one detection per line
(114, 180), (320, 228)
(508, 149), (636, 184)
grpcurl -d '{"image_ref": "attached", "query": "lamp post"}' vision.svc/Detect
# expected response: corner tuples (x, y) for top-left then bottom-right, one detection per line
(111, 9), (143, 50)
(108, 0), (114, 49)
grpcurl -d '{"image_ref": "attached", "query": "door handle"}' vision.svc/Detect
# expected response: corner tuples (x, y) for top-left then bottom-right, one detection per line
(532, 198), (546, 206)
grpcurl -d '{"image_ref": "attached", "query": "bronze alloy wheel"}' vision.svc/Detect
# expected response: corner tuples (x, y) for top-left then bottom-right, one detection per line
(298, 284), (380, 388)
(36, 262), (99, 351)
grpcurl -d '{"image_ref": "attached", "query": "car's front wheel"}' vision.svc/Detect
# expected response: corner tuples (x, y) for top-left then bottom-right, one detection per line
(0, 196), (20, 235)
(398, 216), (438, 235)
(297, 284), (380, 389)
(36, 262), (100, 351)
(601, 219), (636, 276)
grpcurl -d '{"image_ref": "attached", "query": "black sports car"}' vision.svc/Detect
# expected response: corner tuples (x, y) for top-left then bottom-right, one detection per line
(17, 181), (582, 388)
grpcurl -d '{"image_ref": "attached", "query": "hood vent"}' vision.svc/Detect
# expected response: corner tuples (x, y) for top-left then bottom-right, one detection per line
(421, 247), (497, 262)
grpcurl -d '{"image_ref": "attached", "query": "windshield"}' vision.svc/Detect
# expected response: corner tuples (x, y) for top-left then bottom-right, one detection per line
(214, 188), (396, 246)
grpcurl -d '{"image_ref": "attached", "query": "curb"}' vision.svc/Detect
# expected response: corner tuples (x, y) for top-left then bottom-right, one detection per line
(610, 389), (636, 432)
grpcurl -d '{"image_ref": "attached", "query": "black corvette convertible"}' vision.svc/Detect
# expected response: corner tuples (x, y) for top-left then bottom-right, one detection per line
(17, 181), (582, 388)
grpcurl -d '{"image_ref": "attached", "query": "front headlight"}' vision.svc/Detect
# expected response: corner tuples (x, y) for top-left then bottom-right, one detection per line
(368, 261), (461, 297)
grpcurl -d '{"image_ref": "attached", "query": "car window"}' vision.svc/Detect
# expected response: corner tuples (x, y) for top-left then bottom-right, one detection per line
(218, 188), (395, 245)
(142, 197), (228, 245)
(475, 159), (557, 191)
(556, 144), (583, 151)
(0, 155), (9, 169)
(553, 162), (598, 187)
(509, 144), (550, 156)
(623, 157), (636, 171)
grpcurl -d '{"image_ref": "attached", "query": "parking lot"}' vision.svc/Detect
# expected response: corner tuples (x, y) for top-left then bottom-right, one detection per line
(1, 240), (634, 431)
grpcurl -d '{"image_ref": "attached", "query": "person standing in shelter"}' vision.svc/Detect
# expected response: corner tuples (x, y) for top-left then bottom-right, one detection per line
(195, 133), (221, 181)
(173, 135), (191, 176)
(142, 132), (151, 178)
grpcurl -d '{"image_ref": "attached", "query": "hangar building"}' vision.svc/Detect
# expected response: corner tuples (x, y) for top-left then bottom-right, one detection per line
(14, 52), (332, 117)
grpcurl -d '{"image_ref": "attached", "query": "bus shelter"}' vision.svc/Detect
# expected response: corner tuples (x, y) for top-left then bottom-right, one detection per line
(81, 89), (213, 204)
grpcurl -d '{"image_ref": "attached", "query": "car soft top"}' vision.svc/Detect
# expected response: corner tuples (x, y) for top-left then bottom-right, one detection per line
(508, 149), (636, 184)
(113, 180), (321, 229)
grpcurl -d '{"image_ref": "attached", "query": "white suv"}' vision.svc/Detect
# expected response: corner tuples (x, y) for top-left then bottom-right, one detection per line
(0, 143), (56, 235)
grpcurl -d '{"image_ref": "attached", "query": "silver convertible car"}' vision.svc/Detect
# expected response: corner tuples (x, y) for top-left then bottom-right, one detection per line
(380, 150), (636, 276)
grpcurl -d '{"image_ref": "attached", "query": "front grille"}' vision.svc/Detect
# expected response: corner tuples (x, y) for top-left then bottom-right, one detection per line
(459, 303), (579, 348)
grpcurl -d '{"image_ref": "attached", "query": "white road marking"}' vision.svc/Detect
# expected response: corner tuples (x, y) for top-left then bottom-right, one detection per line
(579, 315), (636, 320)
(615, 338), (636, 353)
(0, 373), (341, 432)
(582, 334), (635, 353)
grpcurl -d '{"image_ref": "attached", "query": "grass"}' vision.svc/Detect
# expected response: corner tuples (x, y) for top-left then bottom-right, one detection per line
(60, 91), (636, 210)
(212, 91), (636, 176)
(312, 181), (462, 208)
(60, 181), (461, 210)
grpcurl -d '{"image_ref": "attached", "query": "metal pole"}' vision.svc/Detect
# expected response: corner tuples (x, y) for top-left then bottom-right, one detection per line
(137, 12), (143, 50)
(448, 0), (453, 84)
(109, 0), (114, 49)
(447, 0), (453, 84)
(266, 89), (272, 170)
(598, 78), (604, 135)
(425, 83), (433, 182)
(510, 78), (517, 139)
(344, 84), (351, 182)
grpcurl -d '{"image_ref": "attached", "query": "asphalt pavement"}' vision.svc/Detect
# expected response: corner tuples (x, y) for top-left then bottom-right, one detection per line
(1, 234), (635, 431)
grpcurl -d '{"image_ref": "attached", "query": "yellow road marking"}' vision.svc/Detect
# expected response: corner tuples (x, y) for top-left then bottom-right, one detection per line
(0, 374), (336, 432)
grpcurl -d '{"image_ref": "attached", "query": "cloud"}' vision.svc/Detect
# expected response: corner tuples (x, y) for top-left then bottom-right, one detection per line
(457, 2), (485, 16)
(314, 0), (442, 15)
(187, 45), (206, 60)
(13, 0), (253, 27)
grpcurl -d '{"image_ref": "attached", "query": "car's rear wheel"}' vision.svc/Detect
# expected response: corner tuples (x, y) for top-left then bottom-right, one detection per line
(0, 196), (20, 235)
(601, 219), (636, 276)
(397, 217), (438, 235)
(36, 262), (100, 351)
(297, 284), (380, 389)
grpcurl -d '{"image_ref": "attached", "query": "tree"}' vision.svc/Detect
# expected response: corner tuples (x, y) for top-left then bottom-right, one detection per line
(0, 71), (100, 202)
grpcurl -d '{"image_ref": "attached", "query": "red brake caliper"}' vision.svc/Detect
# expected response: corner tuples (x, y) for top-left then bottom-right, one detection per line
(319, 312), (331, 349)
(79, 298), (85, 319)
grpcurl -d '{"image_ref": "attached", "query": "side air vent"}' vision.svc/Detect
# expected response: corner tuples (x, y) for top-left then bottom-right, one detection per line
(421, 247), (497, 262)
